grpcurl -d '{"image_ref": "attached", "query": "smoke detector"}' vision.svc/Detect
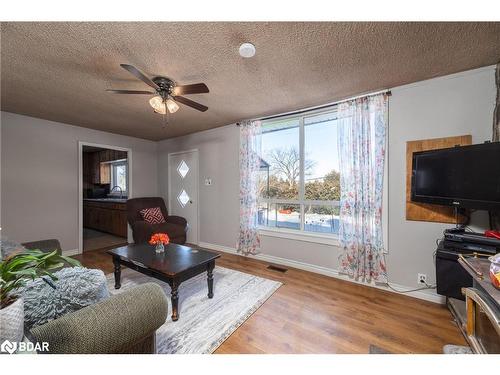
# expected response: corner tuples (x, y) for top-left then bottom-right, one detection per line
(239, 43), (256, 58)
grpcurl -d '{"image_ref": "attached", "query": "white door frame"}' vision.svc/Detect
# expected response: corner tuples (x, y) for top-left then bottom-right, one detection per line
(78, 141), (133, 254)
(167, 149), (200, 245)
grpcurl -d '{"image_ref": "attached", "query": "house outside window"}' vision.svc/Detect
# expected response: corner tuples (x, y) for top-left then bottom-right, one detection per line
(258, 107), (340, 236)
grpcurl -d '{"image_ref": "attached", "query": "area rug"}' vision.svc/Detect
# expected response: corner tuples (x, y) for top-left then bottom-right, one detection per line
(106, 266), (282, 354)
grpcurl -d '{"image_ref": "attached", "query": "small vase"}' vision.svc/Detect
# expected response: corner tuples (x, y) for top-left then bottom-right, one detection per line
(155, 243), (165, 254)
(0, 297), (24, 347)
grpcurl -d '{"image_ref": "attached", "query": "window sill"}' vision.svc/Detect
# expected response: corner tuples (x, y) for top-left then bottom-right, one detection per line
(258, 227), (340, 246)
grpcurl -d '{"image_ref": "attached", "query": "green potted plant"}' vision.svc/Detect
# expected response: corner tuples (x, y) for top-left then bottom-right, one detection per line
(0, 249), (80, 344)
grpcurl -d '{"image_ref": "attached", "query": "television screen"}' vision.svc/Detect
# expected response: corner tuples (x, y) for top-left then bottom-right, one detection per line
(411, 142), (500, 210)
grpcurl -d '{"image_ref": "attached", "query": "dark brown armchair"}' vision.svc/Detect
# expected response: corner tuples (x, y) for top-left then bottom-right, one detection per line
(127, 197), (188, 245)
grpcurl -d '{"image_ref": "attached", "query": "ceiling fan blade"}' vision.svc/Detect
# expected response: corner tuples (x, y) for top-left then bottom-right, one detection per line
(173, 83), (209, 95)
(173, 96), (208, 112)
(106, 89), (154, 94)
(120, 64), (159, 90)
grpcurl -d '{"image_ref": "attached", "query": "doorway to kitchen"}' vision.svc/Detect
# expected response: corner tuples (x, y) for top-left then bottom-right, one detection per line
(79, 142), (132, 253)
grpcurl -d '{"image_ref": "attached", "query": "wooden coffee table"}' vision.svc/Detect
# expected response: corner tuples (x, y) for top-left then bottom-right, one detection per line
(107, 243), (220, 321)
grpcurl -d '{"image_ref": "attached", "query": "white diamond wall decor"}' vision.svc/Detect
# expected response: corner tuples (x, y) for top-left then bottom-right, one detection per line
(177, 160), (189, 179)
(177, 189), (190, 207)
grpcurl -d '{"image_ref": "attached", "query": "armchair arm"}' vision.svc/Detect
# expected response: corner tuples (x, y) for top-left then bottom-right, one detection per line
(30, 283), (167, 354)
(166, 215), (187, 228)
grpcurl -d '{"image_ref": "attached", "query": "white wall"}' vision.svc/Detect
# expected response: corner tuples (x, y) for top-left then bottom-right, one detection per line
(157, 66), (496, 301)
(1, 112), (159, 252)
(387, 66), (495, 289)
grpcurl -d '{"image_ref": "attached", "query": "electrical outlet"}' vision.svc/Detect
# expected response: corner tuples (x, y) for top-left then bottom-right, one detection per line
(417, 273), (427, 285)
(204, 178), (212, 186)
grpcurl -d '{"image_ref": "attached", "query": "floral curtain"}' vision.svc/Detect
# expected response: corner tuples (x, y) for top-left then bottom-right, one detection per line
(237, 120), (262, 255)
(337, 93), (388, 283)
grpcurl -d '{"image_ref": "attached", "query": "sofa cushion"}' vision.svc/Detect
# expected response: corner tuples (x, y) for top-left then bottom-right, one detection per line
(140, 206), (166, 225)
(19, 267), (109, 330)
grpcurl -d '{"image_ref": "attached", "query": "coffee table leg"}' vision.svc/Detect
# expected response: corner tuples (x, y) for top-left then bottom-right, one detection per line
(169, 281), (179, 321)
(113, 257), (121, 289)
(207, 261), (215, 299)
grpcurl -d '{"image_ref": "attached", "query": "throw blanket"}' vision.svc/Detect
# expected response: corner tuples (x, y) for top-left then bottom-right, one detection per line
(17, 267), (109, 330)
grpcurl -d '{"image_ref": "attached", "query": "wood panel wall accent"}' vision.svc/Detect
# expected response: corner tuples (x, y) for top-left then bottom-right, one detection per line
(406, 134), (472, 223)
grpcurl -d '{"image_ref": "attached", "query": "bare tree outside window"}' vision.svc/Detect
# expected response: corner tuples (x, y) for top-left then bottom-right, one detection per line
(267, 147), (315, 187)
(261, 146), (339, 203)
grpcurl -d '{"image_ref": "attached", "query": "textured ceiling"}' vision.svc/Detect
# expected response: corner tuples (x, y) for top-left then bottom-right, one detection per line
(1, 22), (500, 140)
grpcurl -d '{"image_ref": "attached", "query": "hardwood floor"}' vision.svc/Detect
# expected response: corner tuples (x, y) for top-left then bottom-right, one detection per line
(73, 246), (466, 354)
(83, 228), (127, 252)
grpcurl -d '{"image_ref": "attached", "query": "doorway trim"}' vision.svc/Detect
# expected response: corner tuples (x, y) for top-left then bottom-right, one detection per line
(78, 141), (133, 255)
(167, 149), (200, 245)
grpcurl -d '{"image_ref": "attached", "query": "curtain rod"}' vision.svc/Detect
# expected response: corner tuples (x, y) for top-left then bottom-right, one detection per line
(237, 89), (391, 125)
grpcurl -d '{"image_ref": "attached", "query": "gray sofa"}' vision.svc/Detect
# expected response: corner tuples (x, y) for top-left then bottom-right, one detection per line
(30, 282), (167, 354)
(20, 239), (168, 354)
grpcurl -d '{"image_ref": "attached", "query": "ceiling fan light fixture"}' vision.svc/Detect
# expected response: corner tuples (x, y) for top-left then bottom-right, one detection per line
(110, 64), (208, 115)
(166, 98), (180, 113)
(149, 95), (166, 114)
(149, 95), (180, 114)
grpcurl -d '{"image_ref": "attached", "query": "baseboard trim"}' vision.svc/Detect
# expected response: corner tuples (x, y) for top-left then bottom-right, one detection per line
(63, 248), (80, 256)
(198, 241), (445, 304)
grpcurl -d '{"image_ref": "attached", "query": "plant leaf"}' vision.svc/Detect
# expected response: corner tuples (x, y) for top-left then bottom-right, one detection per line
(62, 256), (81, 267)
(45, 262), (64, 270)
(8, 269), (38, 278)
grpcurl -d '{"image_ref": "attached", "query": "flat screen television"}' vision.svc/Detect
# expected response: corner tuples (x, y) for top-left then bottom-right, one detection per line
(411, 142), (500, 210)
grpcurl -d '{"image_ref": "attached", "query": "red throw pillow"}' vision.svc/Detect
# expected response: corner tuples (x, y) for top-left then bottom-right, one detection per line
(140, 207), (166, 225)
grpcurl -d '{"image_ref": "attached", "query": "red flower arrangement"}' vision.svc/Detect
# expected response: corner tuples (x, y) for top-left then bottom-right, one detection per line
(149, 233), (170, 246)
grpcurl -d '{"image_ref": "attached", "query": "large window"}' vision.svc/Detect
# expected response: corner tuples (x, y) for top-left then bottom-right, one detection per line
(258, 108), (340, 235)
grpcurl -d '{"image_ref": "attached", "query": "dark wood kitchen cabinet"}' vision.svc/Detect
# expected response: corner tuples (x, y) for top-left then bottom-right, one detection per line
(83, 152), (102, 185)
(83, 150), (127, 186)
(99, 150), (127, 163)
(83, 201), (127, 237)
(92, 153), (101, 184)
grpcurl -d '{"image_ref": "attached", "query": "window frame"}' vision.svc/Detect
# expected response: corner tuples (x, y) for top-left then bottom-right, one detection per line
(258, 105), (341, 240)
(110, 161), (128, 195)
